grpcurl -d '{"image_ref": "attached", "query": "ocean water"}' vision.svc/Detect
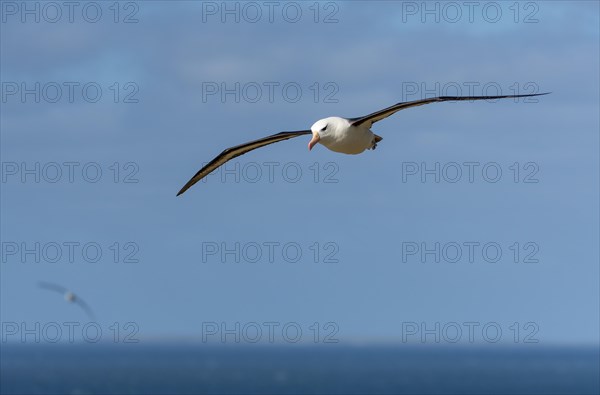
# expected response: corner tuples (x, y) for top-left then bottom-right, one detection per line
(1, 344), (598, 394)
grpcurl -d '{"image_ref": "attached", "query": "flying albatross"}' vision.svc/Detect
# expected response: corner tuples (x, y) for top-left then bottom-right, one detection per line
(38, 281), (96, 321)
(177, 93), (548, 195)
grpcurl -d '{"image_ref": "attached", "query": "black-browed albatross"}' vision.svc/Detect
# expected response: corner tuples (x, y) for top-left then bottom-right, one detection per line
(177, 93), (548, 195)
(38, 281), (96, 321)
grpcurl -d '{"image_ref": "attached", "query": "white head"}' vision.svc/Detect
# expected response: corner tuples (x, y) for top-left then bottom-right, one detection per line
(309, 117), (334, 151)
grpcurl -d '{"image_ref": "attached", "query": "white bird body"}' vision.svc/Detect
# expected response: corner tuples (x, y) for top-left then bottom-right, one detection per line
(311, 117), (377, 155)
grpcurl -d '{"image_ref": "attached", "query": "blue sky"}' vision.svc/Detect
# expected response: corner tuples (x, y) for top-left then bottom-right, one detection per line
(1, 1), (598, 345)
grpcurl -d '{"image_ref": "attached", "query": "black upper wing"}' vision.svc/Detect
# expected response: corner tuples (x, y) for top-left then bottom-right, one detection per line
(350, 93), (550, 128)
(177, 130), (311, 196)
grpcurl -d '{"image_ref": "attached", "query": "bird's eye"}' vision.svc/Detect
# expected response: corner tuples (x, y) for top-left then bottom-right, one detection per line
(321, 125), (327, 131)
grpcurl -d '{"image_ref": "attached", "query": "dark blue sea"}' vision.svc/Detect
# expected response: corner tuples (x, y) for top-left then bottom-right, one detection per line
(1, 344), (598, 394)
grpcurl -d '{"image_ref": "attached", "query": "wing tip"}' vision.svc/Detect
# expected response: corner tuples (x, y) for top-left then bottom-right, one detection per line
(176, 179), (196, 196)
(522, 92), (550, 97)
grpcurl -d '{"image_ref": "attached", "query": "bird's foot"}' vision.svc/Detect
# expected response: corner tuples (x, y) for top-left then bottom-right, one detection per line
(370, 134), (382, 150)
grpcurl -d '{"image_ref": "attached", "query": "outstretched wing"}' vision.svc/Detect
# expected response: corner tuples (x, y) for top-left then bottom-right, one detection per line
(74, 297), (96, 321)
(177, 130), (311, 196)
(38, 281), (68, 294)
(350, 93), (550, 128)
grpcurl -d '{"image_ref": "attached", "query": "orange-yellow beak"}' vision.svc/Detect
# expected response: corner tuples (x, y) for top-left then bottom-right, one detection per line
(308, 133), (320, 151)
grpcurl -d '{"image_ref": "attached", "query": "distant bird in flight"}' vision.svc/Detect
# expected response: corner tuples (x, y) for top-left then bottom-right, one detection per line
(38, 281), (96, 321)
(177, 93), (549, 195)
